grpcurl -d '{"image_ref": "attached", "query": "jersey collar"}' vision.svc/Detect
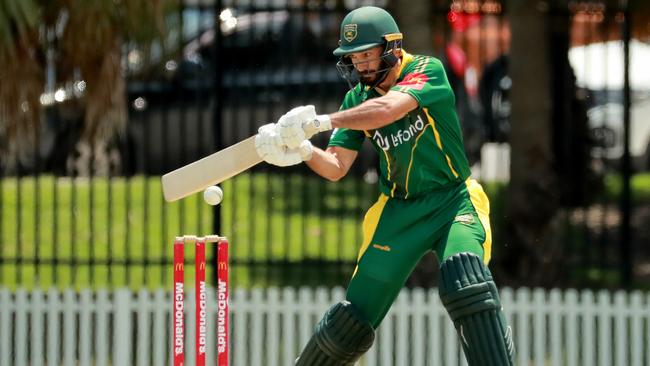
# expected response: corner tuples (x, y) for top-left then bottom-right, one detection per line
(397, 50), (414, 79)
(371, 50), (414, 95)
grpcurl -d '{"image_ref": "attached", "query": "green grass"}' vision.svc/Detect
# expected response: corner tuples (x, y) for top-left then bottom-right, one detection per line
(0, 173), (378, 289)
(2, 172), (648, 290)
(603, 173), (650, 202)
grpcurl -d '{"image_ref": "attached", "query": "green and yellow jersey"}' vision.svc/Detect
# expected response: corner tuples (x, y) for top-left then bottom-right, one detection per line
(328, 51), (471, 199)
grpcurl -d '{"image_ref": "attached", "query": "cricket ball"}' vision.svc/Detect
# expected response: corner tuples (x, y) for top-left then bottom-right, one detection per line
(203, 185), (223, 206)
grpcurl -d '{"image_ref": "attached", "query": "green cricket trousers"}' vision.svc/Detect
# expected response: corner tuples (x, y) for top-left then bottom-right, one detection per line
(346, 178), (492, 327)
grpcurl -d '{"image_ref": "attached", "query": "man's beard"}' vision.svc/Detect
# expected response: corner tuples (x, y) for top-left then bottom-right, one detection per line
(359, 71), (378, 84)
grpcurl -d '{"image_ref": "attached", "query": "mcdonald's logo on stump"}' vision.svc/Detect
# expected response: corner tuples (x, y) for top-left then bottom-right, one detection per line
(172, 235), (229, 366)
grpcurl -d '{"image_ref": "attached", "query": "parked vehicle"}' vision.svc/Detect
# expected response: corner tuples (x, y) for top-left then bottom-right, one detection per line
(570, 39), (650, 171)
(587, 99), (650, 171)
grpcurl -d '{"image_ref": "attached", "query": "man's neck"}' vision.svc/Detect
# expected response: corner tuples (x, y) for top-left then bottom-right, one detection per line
(375, 56), (402, 93)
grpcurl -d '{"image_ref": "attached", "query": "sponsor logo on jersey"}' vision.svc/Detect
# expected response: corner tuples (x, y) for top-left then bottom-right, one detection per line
(372, 244), (392, 252)
(373, 130), (390, 150)
(372, 114), (427, 151)
(454, 214), (475, 225)
(343, 24), (358, 42)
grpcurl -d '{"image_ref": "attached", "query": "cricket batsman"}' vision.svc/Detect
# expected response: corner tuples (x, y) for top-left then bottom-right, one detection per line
(254, 6), (515, 365)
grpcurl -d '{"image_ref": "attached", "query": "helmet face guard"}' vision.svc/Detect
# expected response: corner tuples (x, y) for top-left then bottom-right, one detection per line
(336, 34), (403, 93)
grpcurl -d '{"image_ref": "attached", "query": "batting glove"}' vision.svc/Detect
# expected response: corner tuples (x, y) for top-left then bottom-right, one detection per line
(255, 124), (312, 167)
(277, 105), (332, 149)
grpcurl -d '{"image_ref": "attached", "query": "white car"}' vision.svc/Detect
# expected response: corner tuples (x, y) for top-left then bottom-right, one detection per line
(571, 40), (650, 171)
(587, 100), (650, 170)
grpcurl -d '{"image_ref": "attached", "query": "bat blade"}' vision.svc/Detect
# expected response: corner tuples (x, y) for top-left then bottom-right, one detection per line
(162, 136), (261, 202)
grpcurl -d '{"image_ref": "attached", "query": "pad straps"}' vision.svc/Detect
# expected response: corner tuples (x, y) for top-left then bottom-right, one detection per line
(439, 253), (515, 366)
(295, 301), (375, 366)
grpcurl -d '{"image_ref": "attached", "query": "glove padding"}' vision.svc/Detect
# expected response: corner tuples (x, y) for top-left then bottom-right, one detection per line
(277, 105), (332, 149)
(255, 123), (312, 167)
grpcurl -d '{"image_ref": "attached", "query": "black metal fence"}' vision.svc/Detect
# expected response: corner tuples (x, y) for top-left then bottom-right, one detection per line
(0, 0), (647, 290)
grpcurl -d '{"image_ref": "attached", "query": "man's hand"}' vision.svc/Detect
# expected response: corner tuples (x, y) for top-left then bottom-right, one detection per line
(277, 105), (332, 149)
(255, 124), (312, 167)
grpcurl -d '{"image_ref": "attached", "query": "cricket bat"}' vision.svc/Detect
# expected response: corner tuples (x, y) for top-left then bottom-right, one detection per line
(162, 136), (261, 202)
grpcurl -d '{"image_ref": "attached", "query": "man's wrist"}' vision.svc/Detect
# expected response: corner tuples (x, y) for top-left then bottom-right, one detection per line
(303, 114), (332, 138)
(314, 114), (332, 132)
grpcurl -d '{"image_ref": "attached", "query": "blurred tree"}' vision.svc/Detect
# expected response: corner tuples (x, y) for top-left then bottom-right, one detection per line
(0, 0), (41, 173)
(501, 0), (559, 286)
(392, 0), (432, 55)
(0, 0), (176, 174)
(502, 0), (648, 287)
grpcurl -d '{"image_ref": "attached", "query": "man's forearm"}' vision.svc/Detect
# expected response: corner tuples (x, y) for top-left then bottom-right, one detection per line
(305, 147), (349, 182)
(329, 98), (397, 130)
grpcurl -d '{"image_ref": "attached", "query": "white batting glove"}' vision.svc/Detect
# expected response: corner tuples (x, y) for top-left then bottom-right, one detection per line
(296, 139), (313, 161)
(277, 105), (332, 149)
(255, 123), (283, 157)
(255, 124), (312, 167)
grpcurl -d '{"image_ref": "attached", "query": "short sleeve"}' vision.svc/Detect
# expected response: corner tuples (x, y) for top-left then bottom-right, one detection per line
(326, 90), (366, 151)
(390, 57), (453, 108)
(327, 128), (365, 151)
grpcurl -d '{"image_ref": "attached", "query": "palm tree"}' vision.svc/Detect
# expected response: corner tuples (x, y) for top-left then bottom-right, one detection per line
(0, 0), (176, 174)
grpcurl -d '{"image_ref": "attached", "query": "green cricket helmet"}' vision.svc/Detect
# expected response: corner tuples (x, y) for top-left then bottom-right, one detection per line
(334, 6), (403, 91)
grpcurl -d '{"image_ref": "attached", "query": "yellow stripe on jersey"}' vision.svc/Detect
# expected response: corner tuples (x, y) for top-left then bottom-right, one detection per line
(364, 130), (397, 196)
(397, 51), (415, 77)
(445, 156), (459, 177)
(404, 124), (431, 199)
(387, 146), (397, 197)
(352, 194), (390, 278)
(423, 107), (459, 178)
(465, 179), (492, 264)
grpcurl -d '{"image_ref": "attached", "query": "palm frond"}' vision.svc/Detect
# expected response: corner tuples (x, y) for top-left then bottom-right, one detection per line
(1, 0), (178, 172)
(0, 0), (42, 172)
(58, 0), (177, 143)
(0, 0), (39, 64)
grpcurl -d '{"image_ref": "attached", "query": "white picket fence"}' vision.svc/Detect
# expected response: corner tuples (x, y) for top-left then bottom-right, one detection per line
(0, 287), (649, 366)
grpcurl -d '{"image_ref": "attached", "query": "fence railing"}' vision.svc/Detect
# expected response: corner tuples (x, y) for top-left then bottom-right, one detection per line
(1, 286), (648, 366)
(0, 0), (644, 289)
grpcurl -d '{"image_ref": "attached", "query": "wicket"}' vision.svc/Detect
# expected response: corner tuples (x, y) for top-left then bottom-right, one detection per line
(173, 235), (229, 366)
